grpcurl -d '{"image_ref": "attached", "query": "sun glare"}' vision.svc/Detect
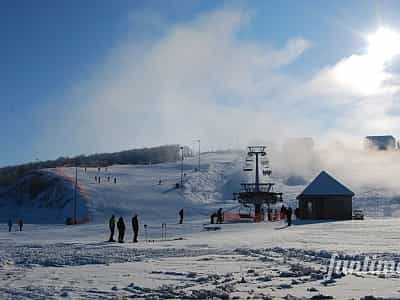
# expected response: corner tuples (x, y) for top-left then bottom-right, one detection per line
(367, 27), (400, 63)
(333, 27), (400, 95)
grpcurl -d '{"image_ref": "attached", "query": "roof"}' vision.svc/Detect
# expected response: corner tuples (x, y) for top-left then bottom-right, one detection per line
(296, 171), (354, 199)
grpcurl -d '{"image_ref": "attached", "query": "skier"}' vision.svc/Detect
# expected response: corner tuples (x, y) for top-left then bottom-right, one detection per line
(95, 175), (97, 182)
(98, 176), (101, 184)
(216, 208), (223, 224)
(158, 179), (162, 185)
(287, 207), (293, 226)
(117, 217), (126, 243)
(114, 177), (117, 184)
(18, 219), (23, 231)
(132, 214), (139, 243)
(7, 219), (12, 232)
(179, 208), (184, 224)
(107, 176), (110, 182)
(108, 215), (116, 242)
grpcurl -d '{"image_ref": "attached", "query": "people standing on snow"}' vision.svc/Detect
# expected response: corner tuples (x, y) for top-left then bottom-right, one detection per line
(280, 205), (287, 220)
(18, 219), (23, 231)
(287, 207), (293, 226)
(7, 219), (12, 232)
(132, 214), (139, 243)
(108, 215), (116, 242)
(216, 208), (223, 224)
(117, 217), (126, 243)
(210, 212), (216, 224)
(179, 208), (184, 224)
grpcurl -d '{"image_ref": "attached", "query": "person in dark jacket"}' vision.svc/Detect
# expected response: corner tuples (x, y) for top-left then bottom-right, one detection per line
(117, 217), (126, 243)
(108, 215), (116, 242)
(210, 212), (217, 224)
(216, 208), (223, 224)
(179, 208), (184, 224)
(132, 214), (139, 243)
(18, 219), (23, 231)
(7, 219), (12, 232)
(287, 207), (293, 226)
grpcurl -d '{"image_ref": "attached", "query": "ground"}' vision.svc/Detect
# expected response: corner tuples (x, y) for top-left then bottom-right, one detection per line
(2, 218), (400, 299)
(2, 152), (400, 299)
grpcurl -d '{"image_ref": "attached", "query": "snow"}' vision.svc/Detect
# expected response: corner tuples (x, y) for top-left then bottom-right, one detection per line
(2, 152), (400, 299)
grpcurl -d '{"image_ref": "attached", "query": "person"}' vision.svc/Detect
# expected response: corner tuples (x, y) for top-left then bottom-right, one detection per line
(179, 208), (184, 224)
(7, 219), (12, 232)
(132, 214), (139, 243)
(95, 175), (97, 182)
(114, 177), (117, 184)
(158, 179), (162, 185)
(107, 176), (110, 182)
(294, 208), (300, 219)
(117, 217), (126, 243)
(18, 219), (23, 231)
(216, 208), (223, 224)
(280, 205), (287, 220)
(210, 212), (216, 224)
(98, 176), (101, 184)
(287, 207), (293, 226)
(108, 215), (116, 242)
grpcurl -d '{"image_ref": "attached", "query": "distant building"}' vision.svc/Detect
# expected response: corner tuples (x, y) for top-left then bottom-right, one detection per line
(364, 135), (396, 151)
(296, 171), (354, 220)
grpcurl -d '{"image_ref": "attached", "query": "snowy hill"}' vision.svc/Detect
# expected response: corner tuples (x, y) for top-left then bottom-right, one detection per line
(2, 149), (400, 224)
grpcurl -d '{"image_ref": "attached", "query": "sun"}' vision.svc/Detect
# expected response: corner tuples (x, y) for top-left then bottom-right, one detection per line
(367, 27), (400, 64)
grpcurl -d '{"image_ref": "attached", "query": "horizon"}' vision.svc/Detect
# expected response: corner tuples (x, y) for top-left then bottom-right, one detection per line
(2, 1), (400, 167)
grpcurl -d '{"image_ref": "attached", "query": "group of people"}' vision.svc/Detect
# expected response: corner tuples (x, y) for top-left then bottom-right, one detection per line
(278, 205), (293, 226)
(94, 175), (117, 184)
(108, 209), (185, 243)
(108, 214), (139, 243)
(210, 208), (223, 224)
(7, 219), (23, 232)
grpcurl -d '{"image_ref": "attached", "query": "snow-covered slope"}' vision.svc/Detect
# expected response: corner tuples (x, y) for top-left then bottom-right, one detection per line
(48, 151), (245, 224)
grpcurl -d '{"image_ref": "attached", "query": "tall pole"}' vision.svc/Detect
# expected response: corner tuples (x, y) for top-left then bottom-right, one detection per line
(255, 153), (259, 192)
(74, 167), (77, 224)
(180, 147), (184, 188)
(198, 139), (200, 172)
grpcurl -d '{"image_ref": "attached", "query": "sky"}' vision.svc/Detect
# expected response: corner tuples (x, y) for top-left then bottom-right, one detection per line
(2, 0), (400, 167)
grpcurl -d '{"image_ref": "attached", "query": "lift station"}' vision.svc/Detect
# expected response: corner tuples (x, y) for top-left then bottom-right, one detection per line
(233, 146), (283, 222)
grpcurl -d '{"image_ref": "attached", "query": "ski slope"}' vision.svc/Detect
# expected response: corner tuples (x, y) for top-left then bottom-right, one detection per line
(2, 151), (400, 299)
(49, 151), (245, 225)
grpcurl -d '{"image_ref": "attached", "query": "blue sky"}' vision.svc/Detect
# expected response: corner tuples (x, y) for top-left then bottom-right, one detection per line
(2, 0), (400, 167)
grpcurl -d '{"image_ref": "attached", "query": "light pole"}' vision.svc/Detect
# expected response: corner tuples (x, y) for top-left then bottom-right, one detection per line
(197, 139), (200, 172)
(74, 167), (78, 224)
(180, 146), (184, 188)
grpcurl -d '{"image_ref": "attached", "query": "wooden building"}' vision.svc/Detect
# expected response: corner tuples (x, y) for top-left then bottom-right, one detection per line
(296, 171), (354, 220)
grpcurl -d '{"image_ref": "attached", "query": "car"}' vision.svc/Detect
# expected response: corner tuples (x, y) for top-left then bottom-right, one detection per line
(353, 209), (364, 220)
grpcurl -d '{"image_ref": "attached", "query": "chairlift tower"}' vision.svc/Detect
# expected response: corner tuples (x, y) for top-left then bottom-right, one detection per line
(234, 146), (283, 221)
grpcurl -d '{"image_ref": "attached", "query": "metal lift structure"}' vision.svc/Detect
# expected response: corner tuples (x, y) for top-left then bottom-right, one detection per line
(234, 146), (283, 222)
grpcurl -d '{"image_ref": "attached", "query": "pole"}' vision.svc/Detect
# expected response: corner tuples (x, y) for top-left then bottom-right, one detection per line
(255, 153), (259, 192)
(74, 167), (77, 224)
(180, 147), (184, 187)
(198, 139), (201, 172)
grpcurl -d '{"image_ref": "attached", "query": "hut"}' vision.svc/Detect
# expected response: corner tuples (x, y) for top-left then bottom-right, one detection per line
(364, 135), (396, 151)
(296, 171), (354, 220)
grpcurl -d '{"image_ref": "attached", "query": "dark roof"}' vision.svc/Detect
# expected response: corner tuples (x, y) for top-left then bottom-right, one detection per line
(297, 171), (354, 199)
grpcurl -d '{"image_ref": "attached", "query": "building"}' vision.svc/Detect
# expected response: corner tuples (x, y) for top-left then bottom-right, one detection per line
(364, 135), (396, 151)
(296, 171), (354, 220)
